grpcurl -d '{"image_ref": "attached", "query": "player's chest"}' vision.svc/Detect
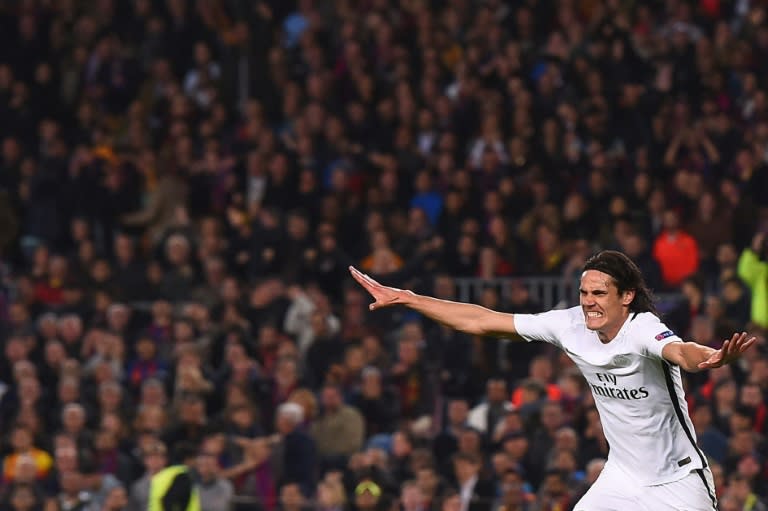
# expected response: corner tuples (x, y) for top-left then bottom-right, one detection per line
(563, 336), (654, 399)
(563, 335), (643, 372)
(561, 335), (644, 377)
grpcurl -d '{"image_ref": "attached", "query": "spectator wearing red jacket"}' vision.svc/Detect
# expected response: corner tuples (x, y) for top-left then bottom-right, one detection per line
(652, 208), (700, 289)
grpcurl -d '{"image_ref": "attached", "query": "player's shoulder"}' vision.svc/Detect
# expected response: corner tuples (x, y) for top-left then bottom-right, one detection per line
(627, 311), (678, 341)
(519, 306), (583, 329)
(631, 311), (663, 325)
(561, 306), (587, 328)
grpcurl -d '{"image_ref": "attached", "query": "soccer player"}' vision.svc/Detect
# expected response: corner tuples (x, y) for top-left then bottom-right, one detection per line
(349, 251), (757, 510)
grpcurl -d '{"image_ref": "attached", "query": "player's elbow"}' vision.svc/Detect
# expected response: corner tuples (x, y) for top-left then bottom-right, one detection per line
(463, 311), (514, 337)
(457, 319), (487, 336)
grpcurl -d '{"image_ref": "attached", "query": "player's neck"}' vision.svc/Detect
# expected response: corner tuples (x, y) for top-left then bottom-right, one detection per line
(597, 330), (614, 343)
(597, 313), (631, 343)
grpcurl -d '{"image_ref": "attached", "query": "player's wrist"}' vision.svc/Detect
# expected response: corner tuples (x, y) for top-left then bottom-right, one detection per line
(399, 290), (419, 307)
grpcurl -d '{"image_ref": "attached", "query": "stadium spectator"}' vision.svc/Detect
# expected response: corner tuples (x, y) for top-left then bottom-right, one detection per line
(1, 425), (53, 486)
(310, 383), (365, 471)
(738, 232), (768, 329)
(450, 452), (494, 511)
(193, 445), (234, 511)
(691, 402), (729, 466)
(652, 208), (701, 289)
(272, 402), (316, 496)
(127, 440), (168, 511)
(467, 378), (514, 444)
(146, 443), (200, 511)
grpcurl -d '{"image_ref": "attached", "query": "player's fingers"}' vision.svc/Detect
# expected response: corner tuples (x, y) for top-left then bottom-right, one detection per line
(730, 333), (749, 353)
(349, 265), (366, 282)
(699, 350), (723, 368)
(739, 337), (757, 353)
(349, 266), (376, 289)
(361, 272), (381, 288)
(356, 268), (381, 288)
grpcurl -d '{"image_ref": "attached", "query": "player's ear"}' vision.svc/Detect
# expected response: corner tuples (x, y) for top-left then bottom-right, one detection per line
(622, 289), (635, 306)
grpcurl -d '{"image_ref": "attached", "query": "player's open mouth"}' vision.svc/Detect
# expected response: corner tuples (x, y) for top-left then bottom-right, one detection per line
(586, 312), (602, 317)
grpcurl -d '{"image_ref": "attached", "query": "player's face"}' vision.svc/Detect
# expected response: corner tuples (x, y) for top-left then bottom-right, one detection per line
(580, 270), (634, 342)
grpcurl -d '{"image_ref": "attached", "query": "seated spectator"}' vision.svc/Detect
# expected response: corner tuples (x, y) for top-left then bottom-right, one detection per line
(511, 356), (562, 409)
(162, 393), (209, 452)
(0, 482), (45, 511)
(433, 399), (469, 476)
(721, 276), (752, 328)
(273, 402), (316, 495)
(316, 477), (347, 511)
(353, 479), (384, 511)
(467, 378), (514, 444)
(652, 208), (700, 289)
(1, 425), (53, 485)
(722, 473), (767, 511)
(349, 366), (399, 439)
(491, 467), (536, 511)
(102, 485), (130, 511)
(193, 446), (234, 511)
(56, 471), (91, 511)
(126, 336), (168, 392)
(1, 452), (45, 499)
(390, 336), (434, 421)
(691, 402), (729, 465)
(739, 383), (768, 435)
(618, 232), (663, 292)
(571, 458), (606, 504)
(92, 429), (135, 486)
(311, 384), (365, 471)
(220, 435), (275, 511)
(400, 479), (428, 511)
(414, 465), (446, 511)
(278, 482), (312, 511)
(450, 453), (494, 511)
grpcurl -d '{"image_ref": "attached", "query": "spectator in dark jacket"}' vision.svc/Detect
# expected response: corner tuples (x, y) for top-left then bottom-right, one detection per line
(273, 402), (316, 496)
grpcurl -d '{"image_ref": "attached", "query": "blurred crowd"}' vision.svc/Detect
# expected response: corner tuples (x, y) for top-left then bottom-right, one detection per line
(1, 0), (768, 510)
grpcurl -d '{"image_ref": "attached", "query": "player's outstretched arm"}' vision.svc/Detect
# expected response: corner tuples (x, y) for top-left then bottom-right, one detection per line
(349, 266), (518, 337)
(662, 332), (757, 372)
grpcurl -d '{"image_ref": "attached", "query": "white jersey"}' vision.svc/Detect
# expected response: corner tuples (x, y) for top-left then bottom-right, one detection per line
(515, 306), (707, 486)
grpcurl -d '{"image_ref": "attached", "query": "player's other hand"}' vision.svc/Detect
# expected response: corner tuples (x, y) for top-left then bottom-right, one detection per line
(698, 332), (757, 369)
(348, 266), (414, 311)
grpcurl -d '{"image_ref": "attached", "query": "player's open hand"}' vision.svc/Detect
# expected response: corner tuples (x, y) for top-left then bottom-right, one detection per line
(349, 266), (413, 311)
(698, 332), (757, 369)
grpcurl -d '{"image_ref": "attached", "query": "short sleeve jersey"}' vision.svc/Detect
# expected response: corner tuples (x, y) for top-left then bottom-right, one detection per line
(515, 306), (707, 485)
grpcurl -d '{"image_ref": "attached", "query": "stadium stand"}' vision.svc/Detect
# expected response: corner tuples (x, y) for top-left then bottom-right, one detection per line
(0, 1), (767, 510)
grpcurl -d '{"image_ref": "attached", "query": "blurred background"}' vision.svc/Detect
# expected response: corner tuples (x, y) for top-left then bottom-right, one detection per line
(0, 0), (767, 510)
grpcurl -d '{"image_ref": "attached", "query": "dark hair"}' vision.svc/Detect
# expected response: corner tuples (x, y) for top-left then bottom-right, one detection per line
(544, 468), (569, 482)
(582, 250), (658, 316)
